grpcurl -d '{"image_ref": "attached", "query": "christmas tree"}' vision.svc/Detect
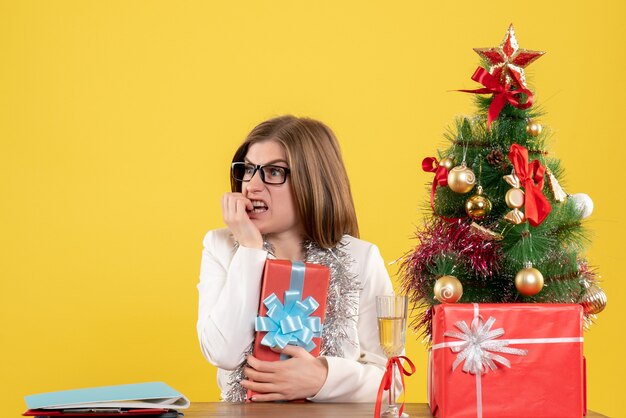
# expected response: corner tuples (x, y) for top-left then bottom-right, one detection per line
(400, 24), (607, 340)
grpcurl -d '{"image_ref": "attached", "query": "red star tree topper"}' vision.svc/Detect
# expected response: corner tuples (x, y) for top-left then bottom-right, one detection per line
(474, 24), (544, 89)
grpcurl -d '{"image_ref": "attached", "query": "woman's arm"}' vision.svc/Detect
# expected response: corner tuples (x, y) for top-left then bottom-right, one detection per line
(309, 243), (398, 402)
(234, 240), (402, 402)
(196, 229), (267, 370)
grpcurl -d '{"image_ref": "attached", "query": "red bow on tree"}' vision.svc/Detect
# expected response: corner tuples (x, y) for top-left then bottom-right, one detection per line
(508, 143), (552, 226)
(459, 67), (534, 129)
(422, 157), (449, 211)
(374, 356), (416, 418)
(422, 157), (467, 223)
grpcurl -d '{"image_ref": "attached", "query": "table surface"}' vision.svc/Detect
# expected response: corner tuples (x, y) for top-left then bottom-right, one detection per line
(184, 402), (608, 417)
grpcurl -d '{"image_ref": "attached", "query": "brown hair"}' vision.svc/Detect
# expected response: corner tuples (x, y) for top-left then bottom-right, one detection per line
(231, 115), (359, 248)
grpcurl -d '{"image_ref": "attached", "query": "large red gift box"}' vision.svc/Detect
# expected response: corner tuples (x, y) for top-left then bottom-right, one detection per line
(247, 260), (330, 400)
(429, 303), (585, 418)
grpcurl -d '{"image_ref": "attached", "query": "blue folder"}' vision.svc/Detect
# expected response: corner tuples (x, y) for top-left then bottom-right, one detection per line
(25, 382), (190, 410)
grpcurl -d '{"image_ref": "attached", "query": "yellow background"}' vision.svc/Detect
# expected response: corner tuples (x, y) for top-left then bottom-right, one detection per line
(1, 1), (624, 416)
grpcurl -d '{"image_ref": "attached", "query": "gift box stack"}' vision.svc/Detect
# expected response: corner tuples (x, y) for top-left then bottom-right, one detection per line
(400, 25), (606, 418)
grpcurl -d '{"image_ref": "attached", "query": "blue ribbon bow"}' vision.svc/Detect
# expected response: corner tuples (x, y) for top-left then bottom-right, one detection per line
(255, 290), (323, 352)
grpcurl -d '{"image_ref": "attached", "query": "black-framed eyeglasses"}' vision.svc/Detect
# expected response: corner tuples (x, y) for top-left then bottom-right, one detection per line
(231, 162), (291, 185)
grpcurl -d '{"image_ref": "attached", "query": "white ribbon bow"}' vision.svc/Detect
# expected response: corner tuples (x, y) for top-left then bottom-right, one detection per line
(444, 316), (528, 374)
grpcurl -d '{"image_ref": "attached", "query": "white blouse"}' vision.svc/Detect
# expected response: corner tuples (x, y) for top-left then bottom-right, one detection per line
(196, 227), (396, 402)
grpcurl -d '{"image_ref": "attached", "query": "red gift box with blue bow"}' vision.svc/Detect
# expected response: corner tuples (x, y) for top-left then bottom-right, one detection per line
(247, 260), (330, 399)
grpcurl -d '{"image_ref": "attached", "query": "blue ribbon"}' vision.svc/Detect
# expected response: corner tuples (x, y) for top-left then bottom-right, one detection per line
(255, 262), (323, 353)
(255, 290), (322, 352)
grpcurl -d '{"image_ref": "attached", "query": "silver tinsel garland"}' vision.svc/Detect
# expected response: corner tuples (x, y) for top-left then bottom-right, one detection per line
(222, 238), (361, 402)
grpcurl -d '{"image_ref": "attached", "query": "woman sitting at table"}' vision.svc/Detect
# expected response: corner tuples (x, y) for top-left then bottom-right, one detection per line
(196, 115), (395, 402)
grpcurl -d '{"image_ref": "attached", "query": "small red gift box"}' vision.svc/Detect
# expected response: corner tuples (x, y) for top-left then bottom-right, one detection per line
(247, 260), (330, 399)
(429, 303), (585, 418)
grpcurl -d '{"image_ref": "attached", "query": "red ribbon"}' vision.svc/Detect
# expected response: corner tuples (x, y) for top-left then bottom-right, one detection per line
(508, 143), (552, 226)
(422, 157), (449, 212)
(422, 157), (466, 223)
(459, 67), (534, 129)
(374, 356), (416, 418)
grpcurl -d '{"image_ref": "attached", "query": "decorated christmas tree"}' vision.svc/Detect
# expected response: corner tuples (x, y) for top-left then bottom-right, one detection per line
(400, 24), (607, 340)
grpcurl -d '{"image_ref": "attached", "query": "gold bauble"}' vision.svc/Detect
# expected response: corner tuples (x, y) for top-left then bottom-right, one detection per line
(505, 188), (525, 209)
(465, 186), (492, 220)
(580, 284), (607, 315)
(526, 121), (543, 137)
(447, 163), (476, 194)
(434, 275), (463, 303)
(439, 156), (455, 171)
(515, 265), (544, 296)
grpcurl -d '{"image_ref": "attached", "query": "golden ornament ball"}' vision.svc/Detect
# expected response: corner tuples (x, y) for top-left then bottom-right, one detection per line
(439, 156), (455, 171)
(447, 163), (476, 194)
(526, 121), (543, 137)
(515, 266), (544, 296)
(465, 187), (492, 220)
(580, 284), (607, 315)
(505, 188), (525, 209)
(434, 275), (463, 303)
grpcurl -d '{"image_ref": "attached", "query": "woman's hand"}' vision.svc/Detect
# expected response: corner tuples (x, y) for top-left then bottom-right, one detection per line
(221, 192), (263, 249)
(241, 345), (328, 401)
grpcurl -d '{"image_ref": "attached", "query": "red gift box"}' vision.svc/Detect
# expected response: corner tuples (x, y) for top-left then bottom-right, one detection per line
(247, 260), (330, 399)
(429, 303), (585, 418)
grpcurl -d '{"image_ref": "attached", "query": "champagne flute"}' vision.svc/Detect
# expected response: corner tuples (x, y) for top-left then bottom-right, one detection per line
(376, 294), (408, 418)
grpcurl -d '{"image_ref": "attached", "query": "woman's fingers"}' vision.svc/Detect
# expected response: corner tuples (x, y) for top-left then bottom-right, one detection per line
(248, 392), (284, 402)
(273, 345), (310, 359)
(224, 194), (253, 223)
(242, 352), (326, 400)
(246, 355), (279, 373)
(235, 199), (251, 216)
(220, 194), (228, 216)
(220, 193), (262, 248)
(222, 193), (250, 219)
(243, 366), (274, 383)
(239, 379), (281, 400)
